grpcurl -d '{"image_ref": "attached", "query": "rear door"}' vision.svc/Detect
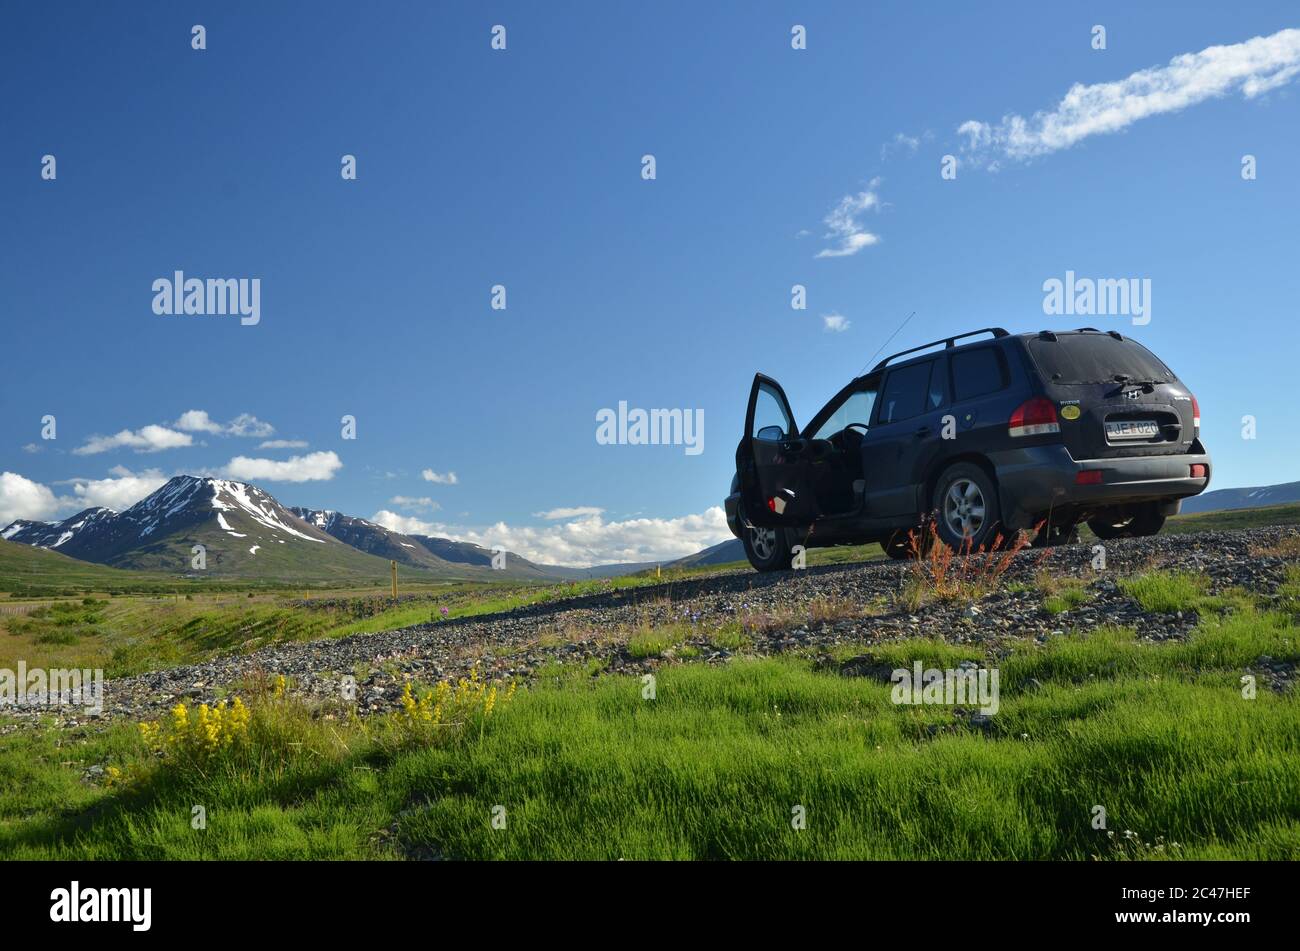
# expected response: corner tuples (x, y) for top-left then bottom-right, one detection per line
(739, 374), (819, 527)
(1025, 333), (1198, 459)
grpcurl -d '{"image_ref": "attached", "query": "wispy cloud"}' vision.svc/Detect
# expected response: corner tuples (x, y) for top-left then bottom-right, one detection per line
(390, 495), (439, 512)
(959, 28), (1300, 163)
(258, 439), (308, 449)
(880, 131), (921, 161)
(533, 506), (605, 520)
(175, 410), (276, 438)
(73, 425), (193, 456)
(822, 312), (851, 333)
(224, 451), (342, 483)
(815, 180), (882, 258)
(422, 469), (458, 485)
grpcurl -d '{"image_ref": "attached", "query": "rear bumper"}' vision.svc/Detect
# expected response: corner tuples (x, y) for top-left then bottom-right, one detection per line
(989, 443), (1212, 529)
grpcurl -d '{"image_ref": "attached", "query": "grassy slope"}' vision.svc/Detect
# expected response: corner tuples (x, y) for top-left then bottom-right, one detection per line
(2, 569), (1298, 859)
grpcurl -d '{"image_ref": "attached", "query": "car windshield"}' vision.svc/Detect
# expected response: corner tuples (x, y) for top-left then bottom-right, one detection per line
(1027, 334), (1175, 385)
(811, 388), (877, 439)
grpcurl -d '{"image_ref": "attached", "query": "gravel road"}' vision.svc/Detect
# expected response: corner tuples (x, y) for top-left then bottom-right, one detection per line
(6, 526), (1298, 730)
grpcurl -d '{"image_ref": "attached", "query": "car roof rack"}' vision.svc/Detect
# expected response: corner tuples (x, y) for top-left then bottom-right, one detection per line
(869, 327), (1009, 373)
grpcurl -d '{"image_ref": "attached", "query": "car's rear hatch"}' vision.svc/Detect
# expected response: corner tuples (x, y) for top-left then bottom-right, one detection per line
(1024, 331), (1199, 460)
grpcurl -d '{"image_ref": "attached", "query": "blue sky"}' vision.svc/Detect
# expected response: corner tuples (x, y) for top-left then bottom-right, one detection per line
(2, 2), (1298, 565)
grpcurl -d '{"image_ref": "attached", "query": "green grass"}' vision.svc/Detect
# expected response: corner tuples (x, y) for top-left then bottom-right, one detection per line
(1165, 501), (1300, 534)
(3, 604), (1297, 860)
(1119, 571), (1208, 613)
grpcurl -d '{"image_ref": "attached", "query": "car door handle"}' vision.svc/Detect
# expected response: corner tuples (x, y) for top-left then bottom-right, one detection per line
(913, 426), (930, 438)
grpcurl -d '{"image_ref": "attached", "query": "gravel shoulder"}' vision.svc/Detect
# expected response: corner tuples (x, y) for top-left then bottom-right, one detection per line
(6, 525), (1298, 730)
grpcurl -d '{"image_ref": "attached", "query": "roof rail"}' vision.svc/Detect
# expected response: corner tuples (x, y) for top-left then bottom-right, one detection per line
(869, 327), (1009, 373)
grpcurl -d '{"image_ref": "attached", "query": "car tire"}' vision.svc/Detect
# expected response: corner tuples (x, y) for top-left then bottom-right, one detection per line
(932, 463), (1002, 551)
(741, 518), (794, 572)
(1087, 503), (1166, 539)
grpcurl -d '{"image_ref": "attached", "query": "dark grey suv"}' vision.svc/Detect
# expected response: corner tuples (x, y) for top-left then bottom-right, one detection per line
(725, 327), (1211, 571)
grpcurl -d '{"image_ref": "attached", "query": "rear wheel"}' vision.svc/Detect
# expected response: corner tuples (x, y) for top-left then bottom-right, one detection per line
(1087, 503), (1166, 539)
(932, 463), (1002, 551)
(741, 519), (794, 571)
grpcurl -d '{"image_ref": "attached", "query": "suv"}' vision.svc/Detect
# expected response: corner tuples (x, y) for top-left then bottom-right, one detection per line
(724, 327), (1211, 571)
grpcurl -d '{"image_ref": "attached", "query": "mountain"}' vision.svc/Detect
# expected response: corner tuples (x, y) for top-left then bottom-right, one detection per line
(2, 506), (118, 553)
(666, 538), (744, 568)
(1, 477), (452, 581)
(1180, 480), (1300, 514)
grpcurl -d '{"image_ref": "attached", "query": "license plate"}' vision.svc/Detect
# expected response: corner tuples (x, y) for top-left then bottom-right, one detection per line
(1106, 419), (1160, 440)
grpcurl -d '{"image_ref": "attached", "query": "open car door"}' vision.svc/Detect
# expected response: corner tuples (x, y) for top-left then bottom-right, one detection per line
(739, 374), (820, 528)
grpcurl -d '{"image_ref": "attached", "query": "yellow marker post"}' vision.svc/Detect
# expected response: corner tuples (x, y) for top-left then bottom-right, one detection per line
(391, 560), (398, 600)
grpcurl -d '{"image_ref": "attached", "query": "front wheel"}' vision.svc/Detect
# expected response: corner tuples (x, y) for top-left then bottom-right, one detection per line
(741, 520), (794, 572)
(931, 463), (1003, 551)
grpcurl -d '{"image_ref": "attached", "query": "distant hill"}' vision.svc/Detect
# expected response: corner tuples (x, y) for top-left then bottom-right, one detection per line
(2, 477), (478, 582)
(666, 538), (744, 568)
(1180, 480), (1300, 514)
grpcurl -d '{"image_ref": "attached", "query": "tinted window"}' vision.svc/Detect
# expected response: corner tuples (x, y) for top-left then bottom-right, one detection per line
(1028, 335), (1175, 385)
(812, 388), (878, 440)
(950, 348), (1007, 401)
(752, 382), (794, 438)
(877, 361), (933, 424)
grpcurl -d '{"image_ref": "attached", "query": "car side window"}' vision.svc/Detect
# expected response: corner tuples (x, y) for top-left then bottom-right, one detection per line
(752, 382), (794, 439)
(950, 347), (1008, 402)
(876, 361), (934, 424)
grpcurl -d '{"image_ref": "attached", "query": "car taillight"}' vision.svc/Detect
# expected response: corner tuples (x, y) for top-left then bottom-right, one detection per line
(1075, 470), (1103, 485)
(1190, 464), (1207, 479)
(1009, 397), (1060, 438)
(1191, 394), (1200, 434)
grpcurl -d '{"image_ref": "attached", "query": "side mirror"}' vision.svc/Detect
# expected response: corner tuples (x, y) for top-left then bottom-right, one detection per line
(756, 425), (786, 441)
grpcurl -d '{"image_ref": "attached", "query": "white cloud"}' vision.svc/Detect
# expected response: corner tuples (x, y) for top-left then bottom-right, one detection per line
(390, 495), (439, 512)
(422, 469), (458, 485)
(960, 28), (1300, 163)
(73, 424), (193, 456)
(258, 439), (308, 449)
(822, 312), (851, 333)
(371, 506), (732, 568)
(224, 451), (342, 483)
(22, 443), (41, 454)
(68, 467), (168, 512)
(533, 506), (605, 520)
(880, 131), (921, 160)
(815, 181), (883, 259)
(0, 472), (62, 525)
(173, 410), (225, 434)
(226, 413), (274, 438)
(175, 410), (276, 438)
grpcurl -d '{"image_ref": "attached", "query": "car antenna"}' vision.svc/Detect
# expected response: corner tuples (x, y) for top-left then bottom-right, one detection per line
(860, 311), (916, 375)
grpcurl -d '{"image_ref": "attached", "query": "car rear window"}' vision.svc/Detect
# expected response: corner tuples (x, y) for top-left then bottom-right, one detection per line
(1028, 334), (1175, 385)
(950, 347), (1007, 401)
(878, 360), (936, 424)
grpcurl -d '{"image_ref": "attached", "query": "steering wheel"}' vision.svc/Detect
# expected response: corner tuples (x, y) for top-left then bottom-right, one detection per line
(844, 423), (869, 434)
